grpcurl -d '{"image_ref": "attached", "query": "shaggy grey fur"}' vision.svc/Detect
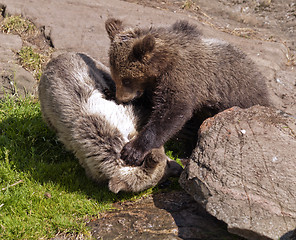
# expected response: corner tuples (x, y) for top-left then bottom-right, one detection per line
(38, 52), (182, 193)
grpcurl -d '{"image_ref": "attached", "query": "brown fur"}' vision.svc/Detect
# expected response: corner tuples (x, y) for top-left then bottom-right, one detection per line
(38, 52), (182, 193)
(105, 19), (270, 165)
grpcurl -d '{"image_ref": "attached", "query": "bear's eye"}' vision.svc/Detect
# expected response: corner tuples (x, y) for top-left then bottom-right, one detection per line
(122, 78), (132, 87)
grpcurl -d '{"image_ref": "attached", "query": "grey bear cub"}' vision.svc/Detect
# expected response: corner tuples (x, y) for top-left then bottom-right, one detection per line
(38, 52), (182, 193)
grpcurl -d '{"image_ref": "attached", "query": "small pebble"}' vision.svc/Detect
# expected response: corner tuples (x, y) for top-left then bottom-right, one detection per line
(44, 192), (52, 198)
(241, 129), (246, 134)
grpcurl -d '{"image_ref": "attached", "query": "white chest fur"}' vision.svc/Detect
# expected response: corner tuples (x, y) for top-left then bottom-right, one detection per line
(85, 90), (136, 142)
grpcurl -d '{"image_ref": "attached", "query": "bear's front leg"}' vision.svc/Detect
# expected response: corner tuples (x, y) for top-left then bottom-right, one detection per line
(121, 100), (193, 166)
(120, 139), (147, 166)
(121, 126), (155, 166)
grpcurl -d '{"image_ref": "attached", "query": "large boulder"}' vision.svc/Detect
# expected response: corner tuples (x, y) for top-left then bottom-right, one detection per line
(180, 106), (296, 240)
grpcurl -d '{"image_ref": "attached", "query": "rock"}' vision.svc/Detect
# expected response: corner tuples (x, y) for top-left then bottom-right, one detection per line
(1, 0), (295, 115)
(0, 32), (36, 98)
(1, 0), (185, 66)
(87, 190), (244, 240)
(0, 33), (22, 55)
(179, 106), (296, 240)
(0, 65), (37, 98)
(269, 69), (296, 116)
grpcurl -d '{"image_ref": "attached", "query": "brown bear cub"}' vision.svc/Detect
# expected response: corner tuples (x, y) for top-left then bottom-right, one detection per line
(105, 19), (270, 166)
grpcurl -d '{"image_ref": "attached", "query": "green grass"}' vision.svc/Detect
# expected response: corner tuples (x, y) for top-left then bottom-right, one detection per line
(17, 46), (46, 80)
(1, 15), (37, 35)
(0, 15), (182, 239)
(0, 96), (173, 239)
(1, 15), (52, 81)
(181, 0), (199, 10)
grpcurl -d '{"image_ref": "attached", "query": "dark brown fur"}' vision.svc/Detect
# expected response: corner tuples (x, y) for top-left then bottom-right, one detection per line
(105, 19), (270, 166)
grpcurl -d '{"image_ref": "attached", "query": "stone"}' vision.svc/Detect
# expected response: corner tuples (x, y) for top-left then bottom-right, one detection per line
(87, 190), (244, 240)
(0, 32), (36, 97)
(1, 0), (295, 114)
(0, 33), (22, 57)
(1, 0), (184, 66)
(0, 64), (36, 98)
(179, 106), (296, 240)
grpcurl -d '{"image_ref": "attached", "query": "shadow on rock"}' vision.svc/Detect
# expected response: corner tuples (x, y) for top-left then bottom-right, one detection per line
(180, 106), (296, 240)
(88, 190), (244, 240)
(152, 191), (244, 240)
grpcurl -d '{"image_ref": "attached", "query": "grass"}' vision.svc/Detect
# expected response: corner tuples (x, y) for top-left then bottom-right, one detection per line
(0, 95), (178, 239)
(1, 15), (37, 36)
(181, 0), (200, 10)
(0, 15), (52, 81)
(0, 14), (182, 239)
(283, 42), (296, 66)
(17, 46), (46, 80)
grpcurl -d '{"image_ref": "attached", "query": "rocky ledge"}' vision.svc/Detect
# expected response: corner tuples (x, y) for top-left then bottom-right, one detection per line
(180, 106), (296, 240)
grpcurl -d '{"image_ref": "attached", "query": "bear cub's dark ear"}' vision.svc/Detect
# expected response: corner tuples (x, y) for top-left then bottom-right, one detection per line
(105, 18), (123, 41)
(132, 35), (155, 60)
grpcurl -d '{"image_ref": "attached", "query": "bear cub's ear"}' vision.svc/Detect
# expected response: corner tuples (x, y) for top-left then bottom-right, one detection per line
(132, 35), (155, 60)
(105, 18), (123, 41)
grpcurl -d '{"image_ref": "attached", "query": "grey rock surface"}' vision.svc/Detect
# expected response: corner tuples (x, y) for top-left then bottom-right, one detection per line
(180, 106), (296, 240)
(0, 32), (36, 97)
(0, 64), (37, 97)
(1, 0), (184, 65)
(0, 32), (22, 54)
(1, 0), (295, 115)
(88, 190), (244, 240)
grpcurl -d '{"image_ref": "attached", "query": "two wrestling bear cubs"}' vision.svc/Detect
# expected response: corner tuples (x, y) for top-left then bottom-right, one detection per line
(39, 19), (269, 193)
(105, 18), (269, 166)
